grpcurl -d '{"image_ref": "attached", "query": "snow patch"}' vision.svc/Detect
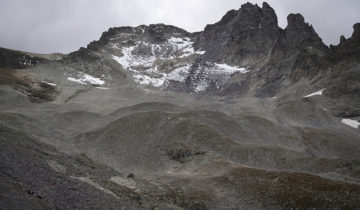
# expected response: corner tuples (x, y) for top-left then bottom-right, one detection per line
(20, 55), (36, 66)
(67, 72), (105, 85)
(167, 37), (206, 58)
(168, 37), (191, 49)
(341, 119), (360, 129)
(111, 37), (206, 88)
(133, 73), (166, 87)
(195, 80), (208, 92)
(111, 46), (138, 69)
(112, 39), (249, 91)
(304, 89), (325, 98)
(191, 63), (249, 92)
(95, 87), (109, 90)
(214, 63), (249, 74)
(167, 65), (192, 82)
(195, 50), (206, 55)
(42, 81), (56, 86)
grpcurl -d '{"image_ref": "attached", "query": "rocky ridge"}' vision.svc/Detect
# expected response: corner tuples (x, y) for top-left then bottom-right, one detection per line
(1, 2), (360, 209)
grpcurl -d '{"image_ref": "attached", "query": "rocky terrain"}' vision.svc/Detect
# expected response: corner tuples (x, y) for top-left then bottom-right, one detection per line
(1, 2), (360, 209)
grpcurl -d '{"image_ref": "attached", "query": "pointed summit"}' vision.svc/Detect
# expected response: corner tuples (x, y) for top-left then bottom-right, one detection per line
(284, 13), (327, 51)
(286, 13), (307, 29)
(194, 2), (281, 66)
(261, 2), (278, 27)
(262, 2), (271, 8)
(340, 35), (346, 44)
(352, 23), (360, 38)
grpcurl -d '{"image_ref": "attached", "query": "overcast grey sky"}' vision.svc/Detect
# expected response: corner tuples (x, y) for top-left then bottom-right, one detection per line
(0, 0), (359, 54)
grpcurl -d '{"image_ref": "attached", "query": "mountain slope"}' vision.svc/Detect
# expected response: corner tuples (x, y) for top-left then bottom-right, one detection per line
(0, 2), (360, 209)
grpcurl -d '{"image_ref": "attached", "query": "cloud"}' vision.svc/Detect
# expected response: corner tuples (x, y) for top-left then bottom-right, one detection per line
(0, 0), (359, 53)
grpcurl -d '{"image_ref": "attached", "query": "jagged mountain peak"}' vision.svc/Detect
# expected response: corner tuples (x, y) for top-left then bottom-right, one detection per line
(261, 2), (278, 27)
(3, 1), (355, 98)
(262, 1), (271, 8)
(286, 13), (307, 28)
(330, 22), (360, 62)
(54, 2), (332, 96)
(87, 23), (191, 51)
(205, 2), (278, 30)
(1, 2), (360, 210)
(352, 22), (360, 38)
(193, 2), (283, 68)
(284, 13), (327, 51)
(340, 35), (347, 44)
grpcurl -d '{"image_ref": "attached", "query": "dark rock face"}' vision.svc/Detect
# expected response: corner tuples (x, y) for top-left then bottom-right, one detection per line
(189, 2), (331, 98)
(194, 3), (328, 68)
(329, 23), (360, 62)
(88, 24), (192, 51)
(194, 3), (282, 66)
(340, 35), (346, 44)
(284, 13), (327, 51)
(145, 24), (193, 43)
(261, 2), (278, 27)
(321, 23), (360, 118)
(352, 23), (360, 38)
(0, 47), (45, 69)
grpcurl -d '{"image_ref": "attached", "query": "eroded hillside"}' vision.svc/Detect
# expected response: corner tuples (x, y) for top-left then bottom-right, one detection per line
(1, 2), (360, 209)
